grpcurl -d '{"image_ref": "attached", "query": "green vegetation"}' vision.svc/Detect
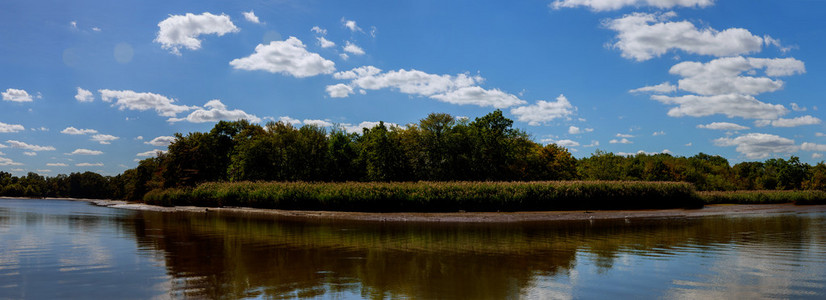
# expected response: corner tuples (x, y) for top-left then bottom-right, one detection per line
(144, 181), (702, 212)
(699, 190), (826, 205)
(2, 109), (826, 210)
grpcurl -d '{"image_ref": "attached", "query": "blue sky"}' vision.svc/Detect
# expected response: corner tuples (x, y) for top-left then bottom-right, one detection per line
(2, 0), (826, 176)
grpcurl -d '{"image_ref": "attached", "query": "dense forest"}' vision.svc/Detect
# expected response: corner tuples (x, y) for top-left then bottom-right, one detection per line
(2, 110), (826, 201)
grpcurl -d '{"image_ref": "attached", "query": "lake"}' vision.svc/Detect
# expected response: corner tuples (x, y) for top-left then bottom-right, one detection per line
(1, 198), (825, 299)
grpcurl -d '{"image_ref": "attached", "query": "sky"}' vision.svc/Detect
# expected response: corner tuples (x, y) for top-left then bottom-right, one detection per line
(2, 0), (826, 176)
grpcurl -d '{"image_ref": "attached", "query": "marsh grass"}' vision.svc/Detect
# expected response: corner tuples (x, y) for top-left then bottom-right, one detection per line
(699, 190), (826, 205)
(144, 181), (702, 212)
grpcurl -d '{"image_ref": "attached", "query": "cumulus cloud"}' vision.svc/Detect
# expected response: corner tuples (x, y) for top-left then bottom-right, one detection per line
(2, 88), (34, 102)
(99, 89), (196, 117)
(714, 133), (797, 159)
(242, 10), (261, 24)
(67, 149), (103, 155)
(145, 136), (176, 147)
(669, 57), (805, 96)
(432, 86), (526, 108)
(303, 119), (334, 127)
(551, 0), (714, 11)
(617, 149), (673, 156)
(317, 36), (336, 48)
(168, 99), (261, 123)
(278, 116), (302, 126)
(0, 157), (23, 166)
(553, 139), (580, 148)
(616, 133), (635, 138)
(326, 84), (354, 98)
(629, 82), (676, 94)
(0, 122), (25, 133)
(61, 127), (98, 135)
(332, 66), (526, 108)
(154, 12), (239, 55)
(342, 18), (362, 32)
(697, 122), (749, 131)
(311, 26), (327, 35)
(76, 162), (104, 167)
(606, 12), (766, 61)
(755, 115), (822, 128)
(137, 149), (167, 157)
(791, 103), (807, 112)
(75, 87), (94, 102)
(568, 126), (593, 134)
(91, 134), (119, 145)
(23, 152), (36, 156)
(229, 37), (336, 78)
(651, 94), (788, 119)
(46, 163), (68, 167)
(610, 138), (633, 144)
(510, 94), (575, 125)
(6, 140), (55, 151)
(339, 121), (397, 134)
(343, 41), (365, 55)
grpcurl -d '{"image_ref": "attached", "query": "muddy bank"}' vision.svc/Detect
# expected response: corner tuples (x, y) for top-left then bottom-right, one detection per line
(75, 198), (826, 223)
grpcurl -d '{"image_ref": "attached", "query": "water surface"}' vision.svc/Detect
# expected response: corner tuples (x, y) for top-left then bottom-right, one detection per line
(1, 198), (825, 299)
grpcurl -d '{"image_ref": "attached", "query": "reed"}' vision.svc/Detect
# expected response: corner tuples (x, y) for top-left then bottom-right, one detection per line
(144, 181), (703, 212)
(698, 190), (826, 205)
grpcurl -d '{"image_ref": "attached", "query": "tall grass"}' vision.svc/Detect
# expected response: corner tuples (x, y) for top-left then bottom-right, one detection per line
(699, 190), (826, 205)
(143, 181), (703, 212)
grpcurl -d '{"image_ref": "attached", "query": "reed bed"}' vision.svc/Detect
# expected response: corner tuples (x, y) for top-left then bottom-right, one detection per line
(143, 181), (703, 212)
(698, 190), (826, 205)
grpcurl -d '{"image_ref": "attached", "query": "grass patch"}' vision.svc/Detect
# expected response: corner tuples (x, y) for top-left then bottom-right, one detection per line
(699, 190), (826, 205)
(144, 181), (702, 212)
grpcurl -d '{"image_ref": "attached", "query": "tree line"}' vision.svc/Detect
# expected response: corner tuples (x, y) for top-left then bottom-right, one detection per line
(2, 110), (826, 200)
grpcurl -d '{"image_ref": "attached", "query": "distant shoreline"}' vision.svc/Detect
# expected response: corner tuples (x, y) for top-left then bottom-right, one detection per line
(76, 198), (826, 223)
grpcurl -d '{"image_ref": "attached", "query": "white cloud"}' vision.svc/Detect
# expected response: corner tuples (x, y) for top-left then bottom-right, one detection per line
(76, 162), (104, 167)
(145, 136), (176, 147)
(278, 116), (302, 126)
(46, 163), (68, 167)
(791, 103), (807, 112)
(610, 138), (633, 144)
(6, 140), (55, 151)
(61, 127), (98, 135)
(343, 41), (365, 55)
(75, 87), (94, 102)
(99, 89), (196, 117)
(168, 99), (262, 123)
(70, 21), (77, 29)
(326, 84), (354, 98)
(553, 139), (580, 148)
(551, 0), (713, 11)
(433, 86), (527, 108)
(510, 94), (575, 125)
(91, 134), (119, 145)
(651, 94), (788, 119)
(568, 126), (593, 134)
(311, 26), (327, 35)
(339, 53), (349, 60)
(616, 133), (635, 138)
(755, 115), (822, 128)
(2, 88), (34, 102)
(23, 152), (36, 156)
(137, 149), (167, 157)
(652, 131), (666, 136)
(67, 149), (103, 155)
(339, 121), (397, 134)
(333, 66), (382, 80)
(697, 122), (749, 131)
(342, 18), (361, 32)
(0, 122), (24, 133)
(154, 12), (239, 55)
(0, 157), (23, 166)
(669, 57), (805, 96)
(317, 36), (336, 48)
(801, 142), (826, 152)
(242, 10), (261, 24)
(629, 82), (676, 94)
(92, 27), (101, 32)
(617, 149), (673, 156)
(606, 12), (766, 61)
(714, 133), (797, 159)
(229, 37), (336, 78)
(817, 132), (826, 137)
(303, 119), (334, 127)
(814, 153), (824, 159)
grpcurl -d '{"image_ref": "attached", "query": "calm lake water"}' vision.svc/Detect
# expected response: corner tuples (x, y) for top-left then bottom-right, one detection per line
(1, 199), (826, 299)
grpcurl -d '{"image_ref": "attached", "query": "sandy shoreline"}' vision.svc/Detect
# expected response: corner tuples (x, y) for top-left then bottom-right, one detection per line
(58, 198), (826, 223)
